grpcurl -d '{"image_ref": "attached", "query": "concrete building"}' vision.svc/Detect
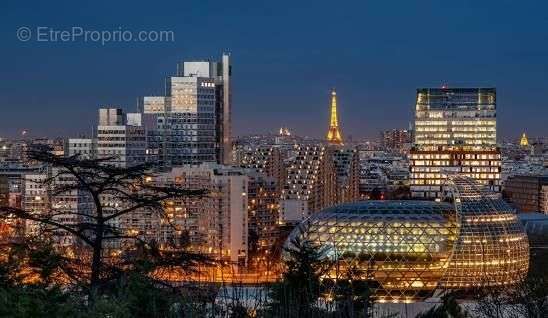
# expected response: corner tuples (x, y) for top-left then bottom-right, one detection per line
(48, 168), (94, 247)
(332, 148), (360, 204)
(97, 108), (146, 167)
(236, 146), (285, 191)
(504, 175), (548, 213)
(23, 172), (50, 237)
(65, 138), (96, 159)
(246, 171), (279, 255)
(410, 88), (501, 199)
(280, 145), (336, 224)
(141, 54), (232, 167)
(121, 164), (248, 266)
(380, 129), (412, 152)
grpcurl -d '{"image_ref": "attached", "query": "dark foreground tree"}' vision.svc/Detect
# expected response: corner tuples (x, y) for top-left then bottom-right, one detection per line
(0, 240), (199, 318)
(263, 234), (331, 318)
(0, 150), (206, 302)
(415, 293), (469, 318)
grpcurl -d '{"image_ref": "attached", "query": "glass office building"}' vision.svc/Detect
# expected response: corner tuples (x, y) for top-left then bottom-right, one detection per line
(410, 88), (501, 198)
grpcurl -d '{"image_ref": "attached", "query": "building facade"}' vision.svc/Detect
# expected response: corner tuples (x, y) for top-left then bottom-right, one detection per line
(280, 145), (336, 224)
(141, 54), (231, 167)
(332, 148), (360, 204)
(65, 138), (96, 159)
(236, 146), (285, 191)
(410, 88), (501, 198)
(97, 108), (146, 168)
(504, 175), (548, 213)
(381, 129), (412, 152)
(121, 164), (248, 266)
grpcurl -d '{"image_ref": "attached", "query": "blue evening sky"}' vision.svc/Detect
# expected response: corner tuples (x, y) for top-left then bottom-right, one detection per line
(1, 0), (547, 140)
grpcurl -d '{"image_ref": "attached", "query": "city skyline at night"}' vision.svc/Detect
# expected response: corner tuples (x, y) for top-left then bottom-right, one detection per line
(1, 1), (547, 316)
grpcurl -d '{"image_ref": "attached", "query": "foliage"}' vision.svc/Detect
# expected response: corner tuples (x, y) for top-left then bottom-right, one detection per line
(264, 235), (331, 317)
(415, 294), (469, 318)
(0, 150), (206, 301)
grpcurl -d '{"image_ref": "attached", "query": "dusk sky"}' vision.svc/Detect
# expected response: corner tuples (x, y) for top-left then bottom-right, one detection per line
(1, 0), (548, 140)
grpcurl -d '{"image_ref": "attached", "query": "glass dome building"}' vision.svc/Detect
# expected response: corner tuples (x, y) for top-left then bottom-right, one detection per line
(285, 175), (530, 302)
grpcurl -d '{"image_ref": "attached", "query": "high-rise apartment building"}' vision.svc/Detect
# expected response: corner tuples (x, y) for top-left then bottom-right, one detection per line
(280, 145), (336, 224)
(410, 88), (501, 198)
(97, 108), (146, 167)
(23, 172), (50, 237)
(332, 148), (360, 204)
(236, 146), (285, 190)
(21, 169), (93, 247)
(141, 54), (231, 167)
(121, 164), (248, 265)
(232, 146), (285, 258)
(246, 171), (279, 255)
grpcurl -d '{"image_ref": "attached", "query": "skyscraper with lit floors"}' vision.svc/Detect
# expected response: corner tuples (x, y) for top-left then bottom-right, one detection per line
(141, 53), (232, 167)
(410, 88), (501, 198)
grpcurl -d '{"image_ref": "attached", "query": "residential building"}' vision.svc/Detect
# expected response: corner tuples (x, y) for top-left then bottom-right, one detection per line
(246, 171), (279, 256)
(332, 148), (360, 204)
(504, 175), (548, 213)
(280, 145), (336, 224)
(121, 164), (248, 266)
(381, 129), (412, 152)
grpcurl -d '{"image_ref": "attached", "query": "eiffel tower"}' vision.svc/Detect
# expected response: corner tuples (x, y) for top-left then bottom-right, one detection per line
(326, 89), (344, 145)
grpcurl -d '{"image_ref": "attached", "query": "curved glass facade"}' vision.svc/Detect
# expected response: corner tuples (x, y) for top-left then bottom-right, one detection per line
(285, 176), (529, 303)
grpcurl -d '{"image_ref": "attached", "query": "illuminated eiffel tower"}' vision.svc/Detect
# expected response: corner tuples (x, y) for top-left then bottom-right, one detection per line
(326, 89), (344, 145)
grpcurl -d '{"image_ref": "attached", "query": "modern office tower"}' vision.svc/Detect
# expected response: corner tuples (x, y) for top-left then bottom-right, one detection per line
(380, 129), (412, 152)
(141, 53), (231, 167)
(504, 175), (548, 213)
(332, 148), (360, 204)
(65, 138), (96, 159)
(246, 171), (279, 256)
(410, 88), (501, 198)
(97, 108), (146, 168)
(326, 89), (344, 145)
(121, 164), (248, 266)
(280, 145), (336, 224)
